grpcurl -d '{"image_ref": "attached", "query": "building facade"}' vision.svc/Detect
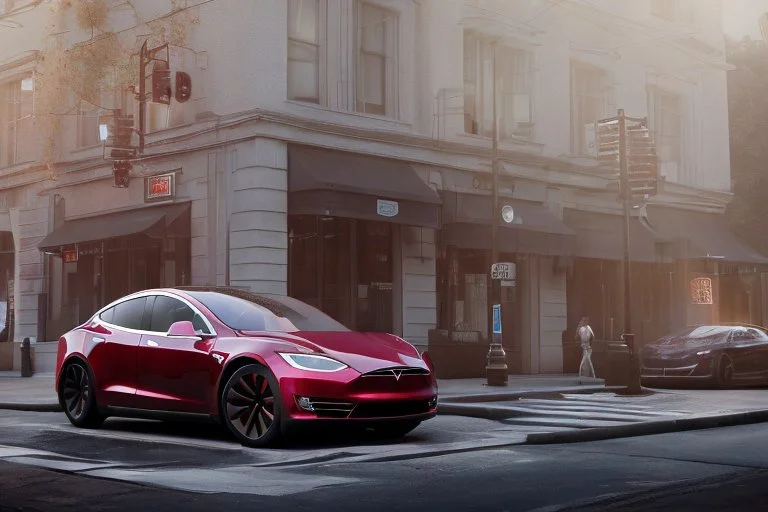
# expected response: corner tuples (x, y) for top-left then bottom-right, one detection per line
(0, 0), (763, 376)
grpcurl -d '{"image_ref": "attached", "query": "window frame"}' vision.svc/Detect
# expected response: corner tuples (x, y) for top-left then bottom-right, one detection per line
(463, 30), (534, 140)
(1, 73), (35, 167)
(92, 291), (217, 337)
(647, 85), (685, 182)
(147, 294), (214, 335)
(570, 60), (612, 155)
(287, 0), (327, 105)
(355, 1), (399, 118)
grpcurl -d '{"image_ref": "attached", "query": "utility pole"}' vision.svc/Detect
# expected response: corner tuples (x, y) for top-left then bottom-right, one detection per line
(597, 110), (659, 395)
(486, 39), (508, 386)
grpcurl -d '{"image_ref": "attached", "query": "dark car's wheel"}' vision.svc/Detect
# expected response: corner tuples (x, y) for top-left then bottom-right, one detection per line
(221, 364), (282, 448)
(59, 360), (105, 429)
(373, 420), (422, 439)
(715, 354), (734, 388)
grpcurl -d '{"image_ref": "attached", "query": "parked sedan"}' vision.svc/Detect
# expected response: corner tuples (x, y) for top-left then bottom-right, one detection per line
(55, 286), (438, 447)
(640, 324), (768, 388)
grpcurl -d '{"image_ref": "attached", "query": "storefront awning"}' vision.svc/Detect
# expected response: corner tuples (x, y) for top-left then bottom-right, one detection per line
(563, 208), (659, 263)
(442, 193), (576, 256)
(38, 202), (189, 253)
(288, 145), (441, 229)
(645, 206), (768, 264)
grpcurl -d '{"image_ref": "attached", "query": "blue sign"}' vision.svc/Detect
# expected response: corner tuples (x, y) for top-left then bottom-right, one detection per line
(492, 304), (502, 335)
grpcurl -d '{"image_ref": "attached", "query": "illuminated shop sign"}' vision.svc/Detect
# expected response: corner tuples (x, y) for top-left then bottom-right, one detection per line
(690, 277), (713, 305)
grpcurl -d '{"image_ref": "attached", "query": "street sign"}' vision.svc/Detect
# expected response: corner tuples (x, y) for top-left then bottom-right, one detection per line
(491, 262), (516, 281)
(492, 304), (502, 335)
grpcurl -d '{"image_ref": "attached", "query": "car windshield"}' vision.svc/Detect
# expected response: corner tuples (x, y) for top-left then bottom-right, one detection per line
(185, 291), (350, 333)
(658, 325), (733, 344)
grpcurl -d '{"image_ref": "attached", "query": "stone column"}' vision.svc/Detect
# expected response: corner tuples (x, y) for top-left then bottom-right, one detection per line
(228, 139), (288, 295)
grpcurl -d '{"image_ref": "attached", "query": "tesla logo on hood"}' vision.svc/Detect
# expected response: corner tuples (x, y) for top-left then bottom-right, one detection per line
(392, 370), (403, 381)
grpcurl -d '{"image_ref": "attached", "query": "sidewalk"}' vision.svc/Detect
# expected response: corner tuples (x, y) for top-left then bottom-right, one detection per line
(0, 371), (607, 412)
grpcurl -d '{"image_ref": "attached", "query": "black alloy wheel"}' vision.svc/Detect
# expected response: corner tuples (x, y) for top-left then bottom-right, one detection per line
(222, 364), (282, 447)
(59, 361), (104, 428)
(716, 354), (735, 388)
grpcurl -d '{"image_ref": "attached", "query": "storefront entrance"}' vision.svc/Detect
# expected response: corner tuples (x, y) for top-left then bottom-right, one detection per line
(39, 203), (191, 337)
(289, 215), (394, 333)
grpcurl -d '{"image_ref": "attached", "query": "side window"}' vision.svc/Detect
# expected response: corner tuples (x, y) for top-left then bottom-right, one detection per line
(111, 297), (148, 331)
(150, 295), (211, 335)
(99, 307), (115, 324)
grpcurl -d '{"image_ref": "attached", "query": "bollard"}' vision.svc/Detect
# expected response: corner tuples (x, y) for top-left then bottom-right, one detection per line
(20, 337), (33, 378)
(485, 342), (508, 386)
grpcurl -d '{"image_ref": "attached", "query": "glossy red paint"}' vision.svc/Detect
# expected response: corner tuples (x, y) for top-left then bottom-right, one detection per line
(55, 287), (439, 444)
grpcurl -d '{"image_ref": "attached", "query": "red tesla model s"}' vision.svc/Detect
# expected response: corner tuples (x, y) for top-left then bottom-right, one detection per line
(55, 286), (438, 447)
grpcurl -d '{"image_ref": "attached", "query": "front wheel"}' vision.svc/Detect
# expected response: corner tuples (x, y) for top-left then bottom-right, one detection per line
(59, 360), (105, 428)
(715, 354), (734, 388)
(221, 364), (282, 448)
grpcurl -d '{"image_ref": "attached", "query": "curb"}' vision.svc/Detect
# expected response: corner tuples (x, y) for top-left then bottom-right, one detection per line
(525, 408), (768, 444)
(0, 402), (62, 413)
(439, 385), (620, 404)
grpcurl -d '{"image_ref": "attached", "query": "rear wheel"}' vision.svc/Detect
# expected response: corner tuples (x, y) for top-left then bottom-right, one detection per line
(221, 364), (282, 448)
(59, 360), (104, 428)
(374, 420), (422, 439)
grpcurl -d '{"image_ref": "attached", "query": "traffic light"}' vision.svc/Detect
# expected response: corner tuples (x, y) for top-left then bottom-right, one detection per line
(175, 71), (192, 103)
(152, 60), (172, 104)
(109, 114), (136, 160)
(596, 118), (620, 171)
(113, 160), (131, 188)
(625, 120), (659, 200)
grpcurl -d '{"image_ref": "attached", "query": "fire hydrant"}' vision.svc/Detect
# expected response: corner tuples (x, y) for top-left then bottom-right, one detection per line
(20, 337), (33, 378)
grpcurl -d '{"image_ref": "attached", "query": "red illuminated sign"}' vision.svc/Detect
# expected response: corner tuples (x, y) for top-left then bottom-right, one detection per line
(62, 248), (78, 263)
(690, 277), (713, 305)
(145, 173), (175, 202)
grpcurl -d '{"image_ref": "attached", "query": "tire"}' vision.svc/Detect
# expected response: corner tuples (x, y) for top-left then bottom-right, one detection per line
(715, 354), (734, 388)
(58, 360), (105, 429)
(221, 364), (282, 448)
(374, 420), (422, 439)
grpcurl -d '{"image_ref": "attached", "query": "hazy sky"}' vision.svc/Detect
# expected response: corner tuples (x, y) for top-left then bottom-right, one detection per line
(723, 0), (768, 39)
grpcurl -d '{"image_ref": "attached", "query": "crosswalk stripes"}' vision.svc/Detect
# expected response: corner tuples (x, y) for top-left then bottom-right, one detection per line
(498, 393), (693, 430)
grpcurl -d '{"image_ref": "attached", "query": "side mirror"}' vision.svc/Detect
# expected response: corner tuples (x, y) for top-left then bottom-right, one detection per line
(167, 321), (199, 338)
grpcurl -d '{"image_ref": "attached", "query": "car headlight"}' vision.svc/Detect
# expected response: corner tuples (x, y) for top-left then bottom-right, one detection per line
(278, 353), (348, 372)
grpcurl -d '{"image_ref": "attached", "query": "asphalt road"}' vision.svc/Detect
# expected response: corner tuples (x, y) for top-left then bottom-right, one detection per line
(1, 409), (768, 511)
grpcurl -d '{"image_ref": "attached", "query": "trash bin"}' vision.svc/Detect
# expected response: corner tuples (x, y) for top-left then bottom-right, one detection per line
(604, 342), (630, 386)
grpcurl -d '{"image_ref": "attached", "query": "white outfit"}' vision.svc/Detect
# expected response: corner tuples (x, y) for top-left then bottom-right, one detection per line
(577, 325), (596, 381)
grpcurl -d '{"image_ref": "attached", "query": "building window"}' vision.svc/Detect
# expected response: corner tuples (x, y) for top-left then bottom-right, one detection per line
(78, 107), (102, 148)
(464, 30), (533, 140)
(356, 2), (398, 117)
(1, 75), (35, 168)
(648, 87), (684, 183)
(570, 61), (612, 155)
(288, 0), (324, 104)
(651, 0), (695, 25)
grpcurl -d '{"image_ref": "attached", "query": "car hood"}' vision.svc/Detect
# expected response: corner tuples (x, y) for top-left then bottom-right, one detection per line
(241, 330), (427, 374)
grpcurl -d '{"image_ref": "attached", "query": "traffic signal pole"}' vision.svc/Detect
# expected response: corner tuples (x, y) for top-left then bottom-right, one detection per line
(617, 109), (641, 395)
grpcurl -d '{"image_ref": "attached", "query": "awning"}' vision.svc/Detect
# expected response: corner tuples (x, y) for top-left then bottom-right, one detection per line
(645, 206), (768, 264)
(563, 208), (659, 263)
(38, 202), (189, 252)
(441, 193), (576, 256)
(288, 145), (441, 229)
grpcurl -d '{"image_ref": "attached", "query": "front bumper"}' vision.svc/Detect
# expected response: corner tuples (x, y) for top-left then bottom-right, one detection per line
(640, 355), (716, 380)
(276, 367), (438, 423)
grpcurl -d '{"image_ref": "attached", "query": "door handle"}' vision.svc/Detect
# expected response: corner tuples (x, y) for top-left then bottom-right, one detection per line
(147, 340), (159, 347)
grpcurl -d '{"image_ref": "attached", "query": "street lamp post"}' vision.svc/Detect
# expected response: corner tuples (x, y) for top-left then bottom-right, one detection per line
(486, 39), (508, 386)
